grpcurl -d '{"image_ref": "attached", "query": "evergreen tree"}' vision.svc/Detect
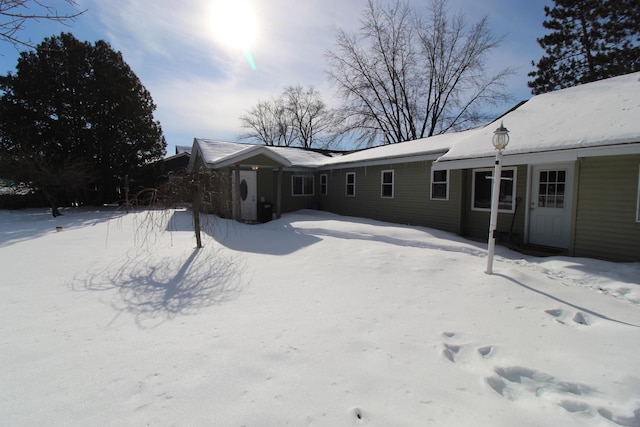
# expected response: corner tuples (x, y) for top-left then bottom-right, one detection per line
(0, 33), (166, 214)
(528, 0), (640, 94)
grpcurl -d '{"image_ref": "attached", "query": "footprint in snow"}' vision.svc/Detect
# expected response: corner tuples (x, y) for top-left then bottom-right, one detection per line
(442, 343), (460, 362)
(485, 365), (612, 420)
(544, 308), (591, 326)
(477, 345), (494, 358)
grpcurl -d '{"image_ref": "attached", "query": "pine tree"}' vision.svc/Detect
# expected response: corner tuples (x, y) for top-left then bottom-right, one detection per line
(0, 33), (166, 213)
(528, 0), (640, 94)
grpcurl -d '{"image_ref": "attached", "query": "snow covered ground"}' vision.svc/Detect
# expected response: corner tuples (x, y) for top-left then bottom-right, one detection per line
(1, 207), (639, 426)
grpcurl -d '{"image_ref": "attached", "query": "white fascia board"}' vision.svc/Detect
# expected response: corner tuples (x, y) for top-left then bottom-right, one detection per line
(432, 143), (640, 171)
(187, 138), (201, 171)
(320, 152), (445, 170)
(213, 146), (293, 169)
(433, 151), (579, 170)
(575, 142), (640, 158)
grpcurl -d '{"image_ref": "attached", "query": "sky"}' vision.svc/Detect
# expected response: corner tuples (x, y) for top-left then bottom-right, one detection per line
(1, 207), (639, 425)
(0, 0), (552, 156)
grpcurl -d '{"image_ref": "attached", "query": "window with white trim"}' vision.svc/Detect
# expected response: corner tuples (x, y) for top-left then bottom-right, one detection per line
(346, 172), (356, 197)
(381, 170), (394, 198)
(636, 165), (640, 222)
(292, 175), (314, 196)
(320, 174), (328, 195)
(431, 169), (449, 200)
(472, 167), (516, 212)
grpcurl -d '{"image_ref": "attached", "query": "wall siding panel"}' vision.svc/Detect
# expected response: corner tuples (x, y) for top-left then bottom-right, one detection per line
(317, 161), (462, 233)
(574, 155), (640, 261)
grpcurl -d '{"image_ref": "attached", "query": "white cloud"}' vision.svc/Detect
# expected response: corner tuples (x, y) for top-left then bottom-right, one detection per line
(69, 0), (550, 153)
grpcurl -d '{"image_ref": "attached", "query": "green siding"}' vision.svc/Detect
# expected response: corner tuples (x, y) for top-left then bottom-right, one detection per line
(462, 165), (527, 244)
(245, 153), (284, 168)
(317, 161), (462, 233)
(277, 171), (318, 213)
(574, 155), (640, 261)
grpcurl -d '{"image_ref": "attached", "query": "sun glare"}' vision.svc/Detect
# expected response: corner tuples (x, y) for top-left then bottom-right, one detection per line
(211, 0), (258, 68)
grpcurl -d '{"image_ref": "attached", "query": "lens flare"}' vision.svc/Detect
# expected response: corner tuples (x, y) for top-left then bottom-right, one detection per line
(211, 0), (258, 69)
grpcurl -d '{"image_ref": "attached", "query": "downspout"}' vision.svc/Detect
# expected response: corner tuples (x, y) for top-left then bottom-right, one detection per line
(234, 164), (241, 221)
(523, 165), (532, 244)
(276, 167), (282, 219)
(569, 160), (581, 256)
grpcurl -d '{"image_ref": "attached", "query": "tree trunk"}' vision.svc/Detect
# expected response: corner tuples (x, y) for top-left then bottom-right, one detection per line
(46, 193), (62, 217)
(192, 182), (203, 249)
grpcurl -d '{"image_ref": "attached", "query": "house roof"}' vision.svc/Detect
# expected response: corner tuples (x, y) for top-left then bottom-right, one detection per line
(433, 72), (640, 169)
(189, 138), (334, 170)
(320, 131), (465, 168)
(190, 72), (640, 171)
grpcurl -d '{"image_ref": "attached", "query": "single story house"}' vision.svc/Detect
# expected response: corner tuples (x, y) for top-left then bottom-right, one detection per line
(188, 72), (640, 262)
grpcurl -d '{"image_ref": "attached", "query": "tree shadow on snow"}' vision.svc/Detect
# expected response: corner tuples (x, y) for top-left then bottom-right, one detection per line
(73, 245), (246, 328)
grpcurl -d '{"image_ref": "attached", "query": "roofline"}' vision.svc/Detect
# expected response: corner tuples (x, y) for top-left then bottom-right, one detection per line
(163, 151), (190, 162)
(432, 142), (640, 170)
(319, 150), (448, 170)
(212, 145), (293, 168)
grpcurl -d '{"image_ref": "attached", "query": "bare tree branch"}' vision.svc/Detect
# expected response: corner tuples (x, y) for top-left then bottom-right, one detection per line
(240, 86), (338, 149)
(326, 0), (514, 147)
(1, 0), (86, 50)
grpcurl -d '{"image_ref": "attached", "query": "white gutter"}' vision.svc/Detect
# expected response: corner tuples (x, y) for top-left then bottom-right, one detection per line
(432, 142), (640, 171)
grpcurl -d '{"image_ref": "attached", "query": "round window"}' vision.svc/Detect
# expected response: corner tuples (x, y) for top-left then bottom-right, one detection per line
(240, 179), (248, 201)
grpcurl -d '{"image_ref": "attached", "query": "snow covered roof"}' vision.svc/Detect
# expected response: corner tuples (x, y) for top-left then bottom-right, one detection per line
(320, 131), (463, 168)
(433, 72), (640, 169)
(269, 145), (336, 167)
(190, 138), (333, 170)
(190, 73), (640, 171)
(175, 145), (192, 154)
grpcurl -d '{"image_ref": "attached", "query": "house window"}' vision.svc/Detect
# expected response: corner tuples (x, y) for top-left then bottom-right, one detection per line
(637, 165), (640, 222)
(381, 170), (394, 198)
(472, 167), (516, 212)
(431, 169), (449, 200)
(292, 175), (314, 196)
(320, 174), (328, 195)
(346, 172), (356, 197)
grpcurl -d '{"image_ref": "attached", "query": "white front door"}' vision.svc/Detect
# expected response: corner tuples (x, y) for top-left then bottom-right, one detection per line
(529, 164), (574, 248)
(233, 170), (257, 221)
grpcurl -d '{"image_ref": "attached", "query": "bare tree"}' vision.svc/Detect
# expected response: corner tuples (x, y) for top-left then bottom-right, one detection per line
(240, 85), (337, 149)
(1, 0), (86, 50)
(239, 98), (295, 146)
(325, 0), (514, 146)
(283, 85), (336, 149)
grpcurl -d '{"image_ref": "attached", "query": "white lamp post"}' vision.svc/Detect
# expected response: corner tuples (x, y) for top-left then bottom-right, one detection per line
(486, 122), (509, 275)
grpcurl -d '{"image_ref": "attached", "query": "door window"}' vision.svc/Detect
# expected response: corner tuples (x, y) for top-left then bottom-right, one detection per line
(240, 179), (248, 201)
(537, 170), (566, 208)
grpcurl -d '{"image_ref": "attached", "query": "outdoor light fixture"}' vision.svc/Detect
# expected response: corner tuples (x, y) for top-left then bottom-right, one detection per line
(492, 122), (510, 151)
(486, 121), (509, 275)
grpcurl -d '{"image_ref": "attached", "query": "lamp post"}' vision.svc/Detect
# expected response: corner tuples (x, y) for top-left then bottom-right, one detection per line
(486, 122), (509, 275)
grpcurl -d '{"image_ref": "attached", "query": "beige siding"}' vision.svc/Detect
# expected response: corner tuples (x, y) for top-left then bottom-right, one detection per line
(462, 165), (527, 244)
(574, 155), (640, 261)
(318, 161), (462, 233)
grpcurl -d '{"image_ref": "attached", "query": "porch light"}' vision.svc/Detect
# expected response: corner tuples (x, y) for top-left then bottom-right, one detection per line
(486, 122), (510, 275)
(492, 122), (510, 151)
